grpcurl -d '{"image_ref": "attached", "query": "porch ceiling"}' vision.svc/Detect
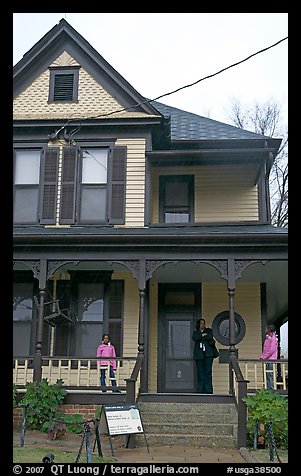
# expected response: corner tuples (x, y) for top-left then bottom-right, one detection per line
(152, 260), (287, 323)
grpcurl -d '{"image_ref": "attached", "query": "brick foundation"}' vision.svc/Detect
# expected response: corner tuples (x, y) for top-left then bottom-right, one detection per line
(13, 404), (98, 428)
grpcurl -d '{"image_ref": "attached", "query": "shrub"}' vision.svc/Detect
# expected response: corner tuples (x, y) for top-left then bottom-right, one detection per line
(243, 388), (288, 449)
(19, 379), (66, 430)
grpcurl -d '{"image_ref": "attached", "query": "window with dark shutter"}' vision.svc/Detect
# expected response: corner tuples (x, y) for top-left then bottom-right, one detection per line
(40, 147), (59, 224)
(60, 147), (78, 224)
(13, 148), (42, 224)
(109, 146), (127, 224)
(78, 148), (108, 224)
(48, 67), (79, 103)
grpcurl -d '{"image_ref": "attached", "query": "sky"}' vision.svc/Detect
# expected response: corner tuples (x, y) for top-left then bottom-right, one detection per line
(13, 12), (288, 128)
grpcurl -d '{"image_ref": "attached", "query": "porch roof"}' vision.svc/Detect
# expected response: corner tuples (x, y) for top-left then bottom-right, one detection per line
(13, 224), (288, 238)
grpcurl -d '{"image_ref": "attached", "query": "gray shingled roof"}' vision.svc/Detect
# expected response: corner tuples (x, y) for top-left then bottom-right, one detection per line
(13, 225), (287, 237)
(151, 100), (269, 141)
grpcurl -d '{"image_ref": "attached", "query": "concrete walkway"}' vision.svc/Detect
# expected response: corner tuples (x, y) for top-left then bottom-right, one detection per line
(113, 445), (246, 463)
(13, 430), (246, 463)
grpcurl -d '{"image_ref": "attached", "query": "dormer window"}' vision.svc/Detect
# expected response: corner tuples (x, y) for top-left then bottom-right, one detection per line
(48, 67), (79, 102)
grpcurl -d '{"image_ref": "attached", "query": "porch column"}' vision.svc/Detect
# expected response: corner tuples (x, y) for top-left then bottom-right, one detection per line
(227, 259), (237, 357)
(138, 259), (147, 392)
(33, 259), (47, 382)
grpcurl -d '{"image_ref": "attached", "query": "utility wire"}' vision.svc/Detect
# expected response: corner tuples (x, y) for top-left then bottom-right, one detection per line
(82, 36), (288, 121)
(50, 36), (288, 137)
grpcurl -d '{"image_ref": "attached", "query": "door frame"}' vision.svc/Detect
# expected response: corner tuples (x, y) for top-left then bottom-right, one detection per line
(157, 283), (201, 393)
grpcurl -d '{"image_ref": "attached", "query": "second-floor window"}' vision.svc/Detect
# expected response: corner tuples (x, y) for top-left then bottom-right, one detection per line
(79, 149), (108, 223)
(13, 145), (127, 226)
(13, 149), (41, 224)
(159, 175), (194, 224)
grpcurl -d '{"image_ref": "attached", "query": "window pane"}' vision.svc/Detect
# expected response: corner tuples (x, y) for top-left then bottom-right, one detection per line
(165, 182), (189, 206)
(13, 284), (33, 321)
(13, 283), (34, 356)
(80, 187), (107, 221)
(78, 283), (104, 322)
(82, 149), (108, 183)
(14, 150), (40, 184)
(165, 291), (195, 305)
(167, 320), (192, 358)
(74, 323), (103, 356)
(14, 188), (39, 223)
(13, 323), (32, 356)
(165, 212), (189, 223)
(109, 282), (123, 318)
(109, 321), (122, 357)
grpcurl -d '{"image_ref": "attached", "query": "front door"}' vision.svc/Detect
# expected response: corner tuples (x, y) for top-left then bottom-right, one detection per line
(158, 284), (200, 393)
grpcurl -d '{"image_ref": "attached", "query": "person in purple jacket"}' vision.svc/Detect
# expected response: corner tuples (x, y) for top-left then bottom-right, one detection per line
(260, 324), (278, 390)
(97, 334), (119, 392)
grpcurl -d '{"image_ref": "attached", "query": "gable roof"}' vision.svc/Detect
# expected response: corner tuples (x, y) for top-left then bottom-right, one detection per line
(13, 18), (161, 117)
(151, 100), (274, 141)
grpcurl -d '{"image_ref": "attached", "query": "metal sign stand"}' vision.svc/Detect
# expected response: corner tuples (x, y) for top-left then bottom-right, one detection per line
(103, 404), (149, 456)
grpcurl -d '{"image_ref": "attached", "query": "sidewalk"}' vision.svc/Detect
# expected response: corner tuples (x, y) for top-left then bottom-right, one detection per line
(13, 430), (246, 463)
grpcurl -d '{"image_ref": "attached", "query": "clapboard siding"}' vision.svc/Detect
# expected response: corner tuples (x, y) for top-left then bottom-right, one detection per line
(112, 272), (139, 358)
(115, 139), (146, 227)
(152, 165), (259, 223)
(203, 282), (262, 394)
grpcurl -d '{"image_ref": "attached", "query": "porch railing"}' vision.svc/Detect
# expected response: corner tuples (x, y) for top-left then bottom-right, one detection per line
(230, 356), (288, 449)
(13, 356), (139, 393)
(238, 359), (288, 392)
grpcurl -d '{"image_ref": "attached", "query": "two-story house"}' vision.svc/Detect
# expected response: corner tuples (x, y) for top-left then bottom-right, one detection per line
(13, 18), (288, 428)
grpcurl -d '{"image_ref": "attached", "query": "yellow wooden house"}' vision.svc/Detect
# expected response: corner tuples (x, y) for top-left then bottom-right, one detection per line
(13, 19), (288, 447)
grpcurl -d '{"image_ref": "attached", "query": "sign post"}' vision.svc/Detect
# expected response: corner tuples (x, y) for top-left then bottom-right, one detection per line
(103, 403), (149, 456)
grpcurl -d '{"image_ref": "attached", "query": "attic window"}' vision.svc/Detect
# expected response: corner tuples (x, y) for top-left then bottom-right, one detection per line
(48, 67), (79, 103)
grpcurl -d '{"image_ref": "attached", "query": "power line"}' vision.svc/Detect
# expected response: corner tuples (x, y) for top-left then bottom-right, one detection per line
(49, 35), (288, 139)
(83, 36), (288, 121)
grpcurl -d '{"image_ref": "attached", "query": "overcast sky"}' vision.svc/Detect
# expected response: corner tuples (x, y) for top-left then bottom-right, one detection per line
(13, 12), (288, 128)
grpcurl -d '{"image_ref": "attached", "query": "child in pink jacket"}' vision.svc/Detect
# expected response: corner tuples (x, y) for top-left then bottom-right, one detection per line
(97, 334), (119, 392)
(260, 324), (278, 389)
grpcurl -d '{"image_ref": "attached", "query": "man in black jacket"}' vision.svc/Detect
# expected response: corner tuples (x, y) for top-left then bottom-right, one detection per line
(192, 318), (215, 393)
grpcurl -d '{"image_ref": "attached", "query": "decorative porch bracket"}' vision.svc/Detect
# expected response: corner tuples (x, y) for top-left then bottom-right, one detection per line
(14, 259), (80, 381)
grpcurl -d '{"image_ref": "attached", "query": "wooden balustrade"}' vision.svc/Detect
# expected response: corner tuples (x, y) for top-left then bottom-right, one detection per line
(13, 356), (138, 392)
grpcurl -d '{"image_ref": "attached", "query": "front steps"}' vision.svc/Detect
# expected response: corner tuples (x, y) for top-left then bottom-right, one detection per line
(136, 400), (238, 448)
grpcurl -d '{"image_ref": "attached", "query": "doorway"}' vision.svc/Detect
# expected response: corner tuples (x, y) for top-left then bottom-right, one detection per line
(158, 284), (200, 393)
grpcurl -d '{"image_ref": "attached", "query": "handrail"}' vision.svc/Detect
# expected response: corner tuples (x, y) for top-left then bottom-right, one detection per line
(124, 353), (144, 449)
(230, 353), (249, 449)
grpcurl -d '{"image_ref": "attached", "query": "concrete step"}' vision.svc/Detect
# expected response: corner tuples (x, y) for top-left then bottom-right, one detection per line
(136, 401), (238, 448)
(136, 433), (237, 448)
(141, 411), (237, 424)
(143, 421), (236, 436)
(138, 401), (236, 414)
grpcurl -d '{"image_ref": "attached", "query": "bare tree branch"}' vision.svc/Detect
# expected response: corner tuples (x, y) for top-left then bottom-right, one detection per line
(225, 99), (288, 227)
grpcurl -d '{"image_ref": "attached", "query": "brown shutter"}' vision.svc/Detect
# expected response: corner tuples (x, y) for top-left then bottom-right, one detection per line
(40, 147), (59, 224)
(108, 146), (127, 224)
(59, 147), (78, 224)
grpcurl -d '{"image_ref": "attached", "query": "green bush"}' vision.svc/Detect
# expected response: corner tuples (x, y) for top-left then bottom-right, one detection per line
(63, 413), (84, 433)
(243, 388), (288, 449)
(19, 379), (66, 430)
